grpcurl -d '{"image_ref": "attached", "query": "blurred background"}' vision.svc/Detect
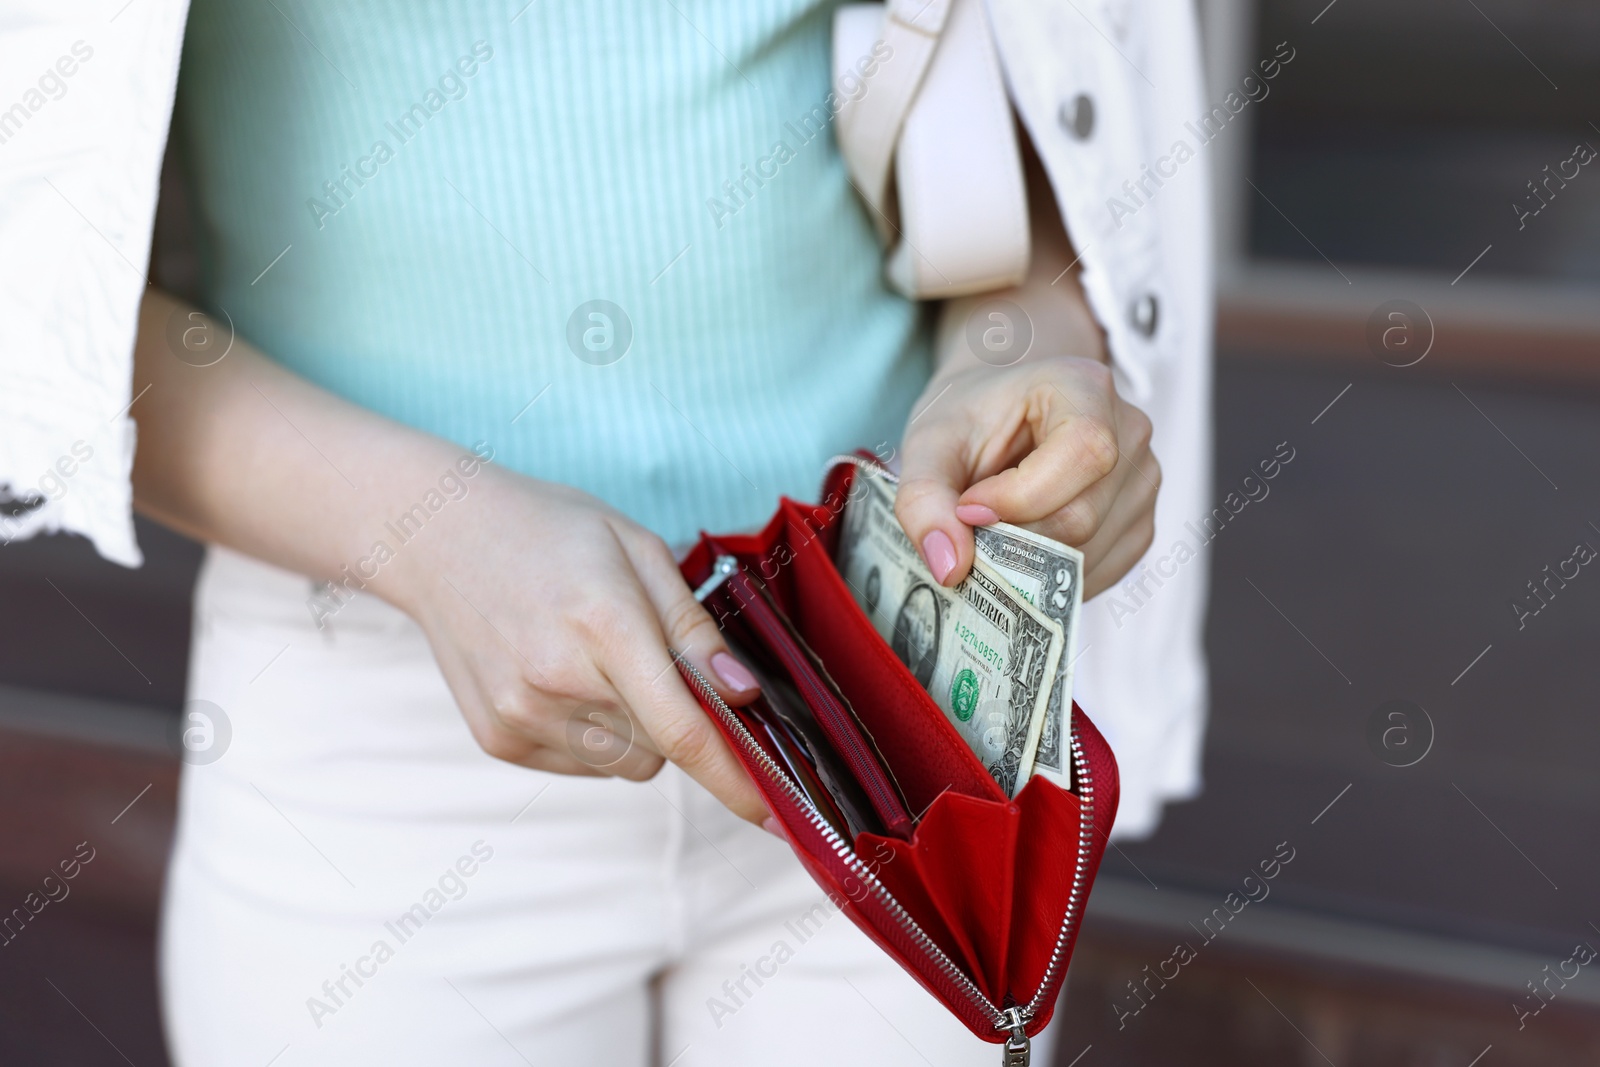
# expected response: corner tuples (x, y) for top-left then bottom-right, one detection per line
(2, 0), (1597, 1062)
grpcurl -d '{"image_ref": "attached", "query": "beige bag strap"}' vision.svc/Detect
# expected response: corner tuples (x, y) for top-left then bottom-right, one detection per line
(836, 0), (1031, 299)
(835, 0), (953, 243)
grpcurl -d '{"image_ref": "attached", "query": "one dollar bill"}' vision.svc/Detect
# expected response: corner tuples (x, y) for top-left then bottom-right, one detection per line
(835, 470), (1063, 797)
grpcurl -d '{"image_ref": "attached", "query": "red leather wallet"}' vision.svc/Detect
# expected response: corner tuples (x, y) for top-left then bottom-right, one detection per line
(676, 461), (1119, 1063)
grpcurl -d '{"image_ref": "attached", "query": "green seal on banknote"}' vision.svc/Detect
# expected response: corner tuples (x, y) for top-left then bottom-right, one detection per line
(950, 669), (979, 721)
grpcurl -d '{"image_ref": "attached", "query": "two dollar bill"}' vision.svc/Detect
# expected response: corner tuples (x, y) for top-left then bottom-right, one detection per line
(835, 467), (1083, 796)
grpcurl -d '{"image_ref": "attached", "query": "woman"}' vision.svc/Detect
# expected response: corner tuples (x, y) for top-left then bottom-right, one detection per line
(4, 0), (1212, 1062)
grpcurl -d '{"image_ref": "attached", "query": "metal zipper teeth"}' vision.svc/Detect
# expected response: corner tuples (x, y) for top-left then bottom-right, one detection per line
(1023, 725), (1095, 1017)
(724, 574), (911, 829)
(676, 655), (1006, 1029)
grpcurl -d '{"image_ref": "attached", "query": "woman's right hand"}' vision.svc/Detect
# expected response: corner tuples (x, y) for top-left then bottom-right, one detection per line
(130, 291), (769, 825)
(381, 466), (771, 824)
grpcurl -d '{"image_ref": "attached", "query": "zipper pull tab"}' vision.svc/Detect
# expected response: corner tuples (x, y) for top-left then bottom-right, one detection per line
(692, 554), (740, 603)
(1000, 1007), (1030, 1067)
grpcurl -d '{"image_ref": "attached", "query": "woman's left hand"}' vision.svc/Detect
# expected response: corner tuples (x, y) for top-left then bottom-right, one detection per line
(894, 348), (1160, 601)
(891, 142), (1161, 601)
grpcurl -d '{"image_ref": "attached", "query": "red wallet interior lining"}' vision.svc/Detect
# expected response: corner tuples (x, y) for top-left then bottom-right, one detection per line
(769, 498), (1007, 813)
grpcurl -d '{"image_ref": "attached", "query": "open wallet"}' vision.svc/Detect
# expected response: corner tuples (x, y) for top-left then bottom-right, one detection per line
(674, 455), (1119, 1064)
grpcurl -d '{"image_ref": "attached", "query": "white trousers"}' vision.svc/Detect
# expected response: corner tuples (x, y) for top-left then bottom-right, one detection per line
(159, 546), (1055, 1066)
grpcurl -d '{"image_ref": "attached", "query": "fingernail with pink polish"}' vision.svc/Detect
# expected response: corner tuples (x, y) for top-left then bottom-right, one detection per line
(955, 503), (999, 526)
(761, 816), (784, 838)
(922, 530), (957, 584)
(711, 652), (758, 693)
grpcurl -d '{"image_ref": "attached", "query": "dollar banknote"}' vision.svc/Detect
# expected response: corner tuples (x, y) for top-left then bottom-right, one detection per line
(835, 470), (1063, 796)
(973, 523), (1083, 789)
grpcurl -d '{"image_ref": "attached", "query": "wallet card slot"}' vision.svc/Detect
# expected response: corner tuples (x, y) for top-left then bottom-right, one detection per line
(711, 555), (915, 840)
(718, 615), (890, 842)
(728, 699), (855, 842)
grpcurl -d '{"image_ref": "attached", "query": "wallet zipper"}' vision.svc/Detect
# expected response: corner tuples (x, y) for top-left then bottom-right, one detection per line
(681, 607), (1096, 1066)
(691, 553), (740, 602)
(828, 450), (1099, 1055)
(684, 456), (1096, 1062)
(1023, 723), (1095, 1019)
(675, 655), (1004, 1030)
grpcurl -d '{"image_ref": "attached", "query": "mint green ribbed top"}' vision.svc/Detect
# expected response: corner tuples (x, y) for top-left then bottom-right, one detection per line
(174, 0), (929, 546)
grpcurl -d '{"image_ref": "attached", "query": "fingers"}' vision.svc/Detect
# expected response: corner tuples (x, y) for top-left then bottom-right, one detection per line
(429, 635), (640, 778)
(896, 410), (977, 587)
(609, 529), (770, 824)
(957, 362), (1123, 525)
(427, 524), (767, 824)
(477, 651), (666, 779)
(555, 696), (665, 779)
(1078, 452), (1161, 599)
(622, 527), (760, 707)
(1028, 406), (1156, 549)
(606, 645), (770, 824)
